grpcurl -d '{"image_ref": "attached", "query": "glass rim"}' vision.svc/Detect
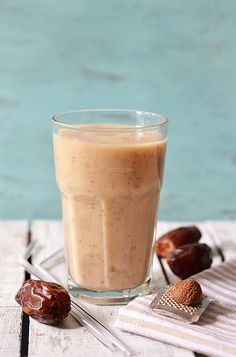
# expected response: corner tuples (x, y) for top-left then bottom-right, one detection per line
(52, 108), (169, 132)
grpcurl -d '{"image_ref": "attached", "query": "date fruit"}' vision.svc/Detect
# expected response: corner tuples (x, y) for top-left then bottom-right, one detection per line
(15, 279), (71, 325)
(156, 226), (201, 258)
(166, 243), (212, 279)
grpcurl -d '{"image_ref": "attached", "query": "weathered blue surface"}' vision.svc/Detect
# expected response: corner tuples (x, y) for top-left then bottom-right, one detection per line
(0, 0), (235, 220)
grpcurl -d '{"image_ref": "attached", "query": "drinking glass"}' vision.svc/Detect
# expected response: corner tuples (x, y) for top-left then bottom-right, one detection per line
(52, 109), (168, 304)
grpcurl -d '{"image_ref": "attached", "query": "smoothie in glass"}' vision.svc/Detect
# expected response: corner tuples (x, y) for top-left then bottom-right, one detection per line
(52, 110), (168, 303)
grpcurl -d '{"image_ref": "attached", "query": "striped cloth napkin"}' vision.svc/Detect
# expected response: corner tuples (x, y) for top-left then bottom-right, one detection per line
(115, 259), (236, 357)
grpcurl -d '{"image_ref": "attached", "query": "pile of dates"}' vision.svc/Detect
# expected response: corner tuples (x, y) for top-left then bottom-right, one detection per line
(156, 226), (213, 279)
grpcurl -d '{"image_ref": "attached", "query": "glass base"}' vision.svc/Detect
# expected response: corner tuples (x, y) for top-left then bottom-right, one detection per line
(68, 278), (151, 305)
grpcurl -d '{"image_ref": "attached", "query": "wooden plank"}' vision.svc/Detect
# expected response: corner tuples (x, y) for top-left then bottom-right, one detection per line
(29, 220), (193, 357)
(206, 221), (236, 260)
(0, 221), (29, 357)
(0, 307), (25, 356)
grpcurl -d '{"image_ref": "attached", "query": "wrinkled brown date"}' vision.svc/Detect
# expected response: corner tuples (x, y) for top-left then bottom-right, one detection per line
(166, 243), (212, 279)
(15, 279), (71, 325)
(156, 226), (201, 258)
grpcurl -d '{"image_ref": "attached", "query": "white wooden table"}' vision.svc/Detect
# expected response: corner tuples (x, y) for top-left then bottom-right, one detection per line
(1, 220), (235, 357)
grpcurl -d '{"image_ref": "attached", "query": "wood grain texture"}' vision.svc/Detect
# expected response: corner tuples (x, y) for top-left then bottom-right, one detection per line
(29, 220), (193, 357)
(0, 307), (24, 357)
(205, 221), (236, 260)
(0, 221), (28, 357)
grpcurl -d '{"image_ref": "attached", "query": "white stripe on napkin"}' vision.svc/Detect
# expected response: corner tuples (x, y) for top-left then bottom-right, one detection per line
(115, 259), (236, 357)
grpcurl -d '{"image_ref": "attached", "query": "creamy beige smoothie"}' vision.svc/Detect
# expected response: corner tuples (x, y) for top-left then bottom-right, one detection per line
(53, 125), (167, 291)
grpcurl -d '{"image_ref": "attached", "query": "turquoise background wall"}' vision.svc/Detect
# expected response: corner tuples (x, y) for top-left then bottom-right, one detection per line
(0, 0), (235, 221)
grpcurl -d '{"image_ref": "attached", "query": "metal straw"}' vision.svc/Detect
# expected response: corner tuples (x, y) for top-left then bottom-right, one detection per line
(19, 241), (131, 356)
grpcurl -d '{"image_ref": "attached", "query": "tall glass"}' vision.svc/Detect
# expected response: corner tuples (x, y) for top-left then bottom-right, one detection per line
(52, 109), (168, 304)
